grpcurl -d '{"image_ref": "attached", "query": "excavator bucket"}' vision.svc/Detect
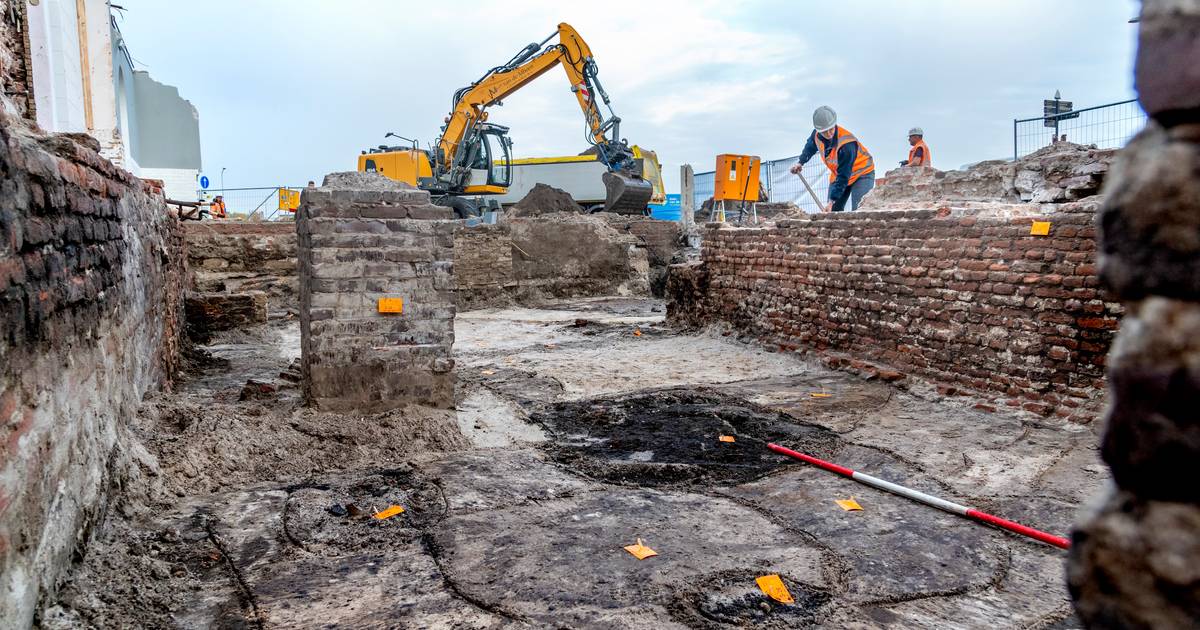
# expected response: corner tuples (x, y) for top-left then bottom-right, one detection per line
(602, 171), (654, 215)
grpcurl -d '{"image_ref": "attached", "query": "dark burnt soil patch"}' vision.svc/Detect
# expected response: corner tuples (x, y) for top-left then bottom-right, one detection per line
(669, 569), (834, 629)
(531, 389), (844, 487)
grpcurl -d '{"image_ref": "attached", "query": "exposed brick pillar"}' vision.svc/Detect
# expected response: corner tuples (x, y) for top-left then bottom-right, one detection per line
(1067, 1), (1200, 626)
(297, 186), (457, 411)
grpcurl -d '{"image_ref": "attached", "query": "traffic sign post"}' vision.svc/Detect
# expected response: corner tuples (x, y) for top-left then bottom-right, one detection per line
(199, 175), (210, 190)
(1043, 91), (1079, 141)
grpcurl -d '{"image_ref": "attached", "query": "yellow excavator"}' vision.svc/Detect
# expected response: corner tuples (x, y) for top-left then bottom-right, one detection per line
(357, 23), (654, 218)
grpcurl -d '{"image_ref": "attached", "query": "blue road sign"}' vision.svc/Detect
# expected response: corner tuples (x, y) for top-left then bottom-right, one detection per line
(200, 175), (210, 189)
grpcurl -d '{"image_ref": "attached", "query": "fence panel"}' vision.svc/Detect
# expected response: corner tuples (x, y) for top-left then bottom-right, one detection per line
(692, 156), (831, 215)
(196, 187), (305, 220)
(1014, 99), (1146, 159)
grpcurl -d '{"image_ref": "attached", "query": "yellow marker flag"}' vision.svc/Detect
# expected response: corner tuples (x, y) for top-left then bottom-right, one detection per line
(373, 505), (406, 520)
(756, 574), (795, 604)
(1031, 221), (1051, 236)
(810, 392), (832, 399)
(377, 297), (404, 313)
(719, 435), (736, 443)
(835, 498), (863, 511)
(623, 538), (658, 560)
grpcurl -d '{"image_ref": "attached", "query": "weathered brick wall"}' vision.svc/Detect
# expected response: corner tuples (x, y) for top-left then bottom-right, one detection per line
(298, 187), (456, 411)
(601, 215), (683, 296)
(669, 206), (1120, 417)
(453, 215), (651, 310)
(184, 222), (297, 299)
(0, 1), (34, 120)
(0, 123), (184, 625)
(454, 224), (514, 310)
(182, 221), (295, 337)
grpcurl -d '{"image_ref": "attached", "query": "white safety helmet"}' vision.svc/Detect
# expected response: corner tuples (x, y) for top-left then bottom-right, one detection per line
(813, 106), (838, 132)
(908, 127), (924, 137)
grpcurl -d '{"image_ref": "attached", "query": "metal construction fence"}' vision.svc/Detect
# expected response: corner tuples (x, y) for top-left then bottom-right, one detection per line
(693, 157), (831, 214)
(1014, 99), (1146, 159)
(195, 186), (306, 220)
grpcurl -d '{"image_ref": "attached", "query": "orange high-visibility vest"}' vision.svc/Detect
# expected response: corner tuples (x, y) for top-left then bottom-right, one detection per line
(908, 139), (931, 167)
(814, 126), (875, 186)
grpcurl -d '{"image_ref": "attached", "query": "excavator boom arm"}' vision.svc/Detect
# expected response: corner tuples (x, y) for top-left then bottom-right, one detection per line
(436, 23), (616, 174)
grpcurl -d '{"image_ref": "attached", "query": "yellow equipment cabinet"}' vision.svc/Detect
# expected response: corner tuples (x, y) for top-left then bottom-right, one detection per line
(713, 154), (761, 202)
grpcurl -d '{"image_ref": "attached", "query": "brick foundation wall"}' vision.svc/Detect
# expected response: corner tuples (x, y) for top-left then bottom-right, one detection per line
(668, 206), (1120, 418)
(0, 123), (184, 625)
(298, 187), (456, 411)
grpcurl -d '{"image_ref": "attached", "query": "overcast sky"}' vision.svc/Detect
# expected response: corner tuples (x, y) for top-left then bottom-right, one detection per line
(113, 0), (1139, 192)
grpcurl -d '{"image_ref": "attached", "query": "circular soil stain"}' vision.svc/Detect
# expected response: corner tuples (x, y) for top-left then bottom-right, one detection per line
(532, 389), (844, 487)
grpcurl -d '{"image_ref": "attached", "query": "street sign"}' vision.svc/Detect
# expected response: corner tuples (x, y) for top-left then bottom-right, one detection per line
(1043, 99), (1079, 127)
(199, 175), (210, 189)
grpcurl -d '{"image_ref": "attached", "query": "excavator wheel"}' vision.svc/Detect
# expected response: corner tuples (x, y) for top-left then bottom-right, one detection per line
(433, 196), (480, 219)
(601, 171), (654, 215)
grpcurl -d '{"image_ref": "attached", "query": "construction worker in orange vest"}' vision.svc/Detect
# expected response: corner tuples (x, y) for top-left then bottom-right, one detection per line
(789, 105), (875, 212)
(210, 195), (227, 219)
(900, 127), (932, 168)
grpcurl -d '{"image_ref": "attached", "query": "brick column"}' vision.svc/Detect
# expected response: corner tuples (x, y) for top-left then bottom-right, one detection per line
(1067, 1), (1200, 626)
(297, 187), (457, 411)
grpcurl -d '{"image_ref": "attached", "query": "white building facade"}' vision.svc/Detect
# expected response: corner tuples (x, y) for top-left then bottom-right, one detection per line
(27, 0), (201, 201)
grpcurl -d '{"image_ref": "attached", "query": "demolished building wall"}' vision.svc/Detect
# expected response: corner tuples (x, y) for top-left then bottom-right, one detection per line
(1068, 0), (1200, 625)
(0, 123), (185, 625)
(669, 205), (1119, 419)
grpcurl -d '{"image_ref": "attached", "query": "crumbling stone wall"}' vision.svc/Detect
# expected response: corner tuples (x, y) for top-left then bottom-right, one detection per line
(185, 222), (297, 299)
(182, 221), (294, 337)
(669, 207), (1120, 418)
(297, 186), (456, 411)
(601, 214), (683, 296)
(863, 142), (1115, 211)
(0, 123), (184, 625)
(453, 214), (651, 310)
(1068, 0), (1200, 625)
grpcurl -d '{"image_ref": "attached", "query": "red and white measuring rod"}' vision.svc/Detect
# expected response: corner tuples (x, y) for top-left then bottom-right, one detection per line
(766, 443), (1070, 549)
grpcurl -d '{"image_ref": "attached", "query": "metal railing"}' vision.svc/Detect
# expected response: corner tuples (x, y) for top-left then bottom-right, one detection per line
(693, 157), (831, 214)
(195, 186), (305, 220)
(1014, 99), (1146, 159)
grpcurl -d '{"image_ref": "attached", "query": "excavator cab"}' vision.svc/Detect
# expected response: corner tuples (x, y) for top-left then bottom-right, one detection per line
(463, 125), (513, 192)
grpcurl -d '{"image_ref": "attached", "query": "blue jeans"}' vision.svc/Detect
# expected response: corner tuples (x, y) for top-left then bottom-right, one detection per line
(831, 172), (875, 212)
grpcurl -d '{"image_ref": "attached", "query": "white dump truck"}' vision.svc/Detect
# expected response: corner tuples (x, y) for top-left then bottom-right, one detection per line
(492, 146), (666, 213)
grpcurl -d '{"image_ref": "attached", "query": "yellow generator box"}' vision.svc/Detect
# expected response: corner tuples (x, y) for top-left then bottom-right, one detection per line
(714, 154), (761, 202)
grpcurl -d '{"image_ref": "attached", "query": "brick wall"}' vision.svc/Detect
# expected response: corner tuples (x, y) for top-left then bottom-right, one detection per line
(185, 221), (297, 299)
(0, 123), (185, 625)
(298, 187), (456, 411)
(668, 206), (1120, 418)
(601, 215), (683, 296)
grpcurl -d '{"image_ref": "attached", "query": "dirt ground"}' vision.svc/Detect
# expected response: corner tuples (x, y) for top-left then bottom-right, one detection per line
(42, 297), (1104, 629)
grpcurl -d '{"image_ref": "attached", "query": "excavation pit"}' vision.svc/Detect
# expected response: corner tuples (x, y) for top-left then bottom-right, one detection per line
(532, 390), (844, 487)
